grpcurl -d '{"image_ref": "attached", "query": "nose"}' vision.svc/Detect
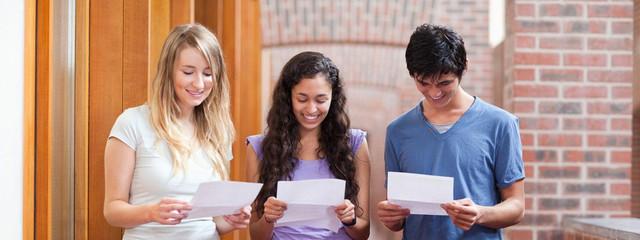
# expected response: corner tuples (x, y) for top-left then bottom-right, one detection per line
(304, 102), (317, 113)
(192, 73), (205, 89)
(428, 87), (442, 98)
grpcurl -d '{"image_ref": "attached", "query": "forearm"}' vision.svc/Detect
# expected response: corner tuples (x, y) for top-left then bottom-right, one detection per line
(213, 216), (236, 235)
(383, 219), (404, 232)
(249, 216), (275, 240)
(104, 200), (152, 228)
(343, 217), (370, 240)
(477, 198), (524, 229)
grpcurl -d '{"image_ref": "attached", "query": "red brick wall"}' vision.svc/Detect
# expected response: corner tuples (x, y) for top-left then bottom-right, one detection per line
(632, 0), (640, 218)
(502, 0), (634, 239)
(261, 0), (492, 239)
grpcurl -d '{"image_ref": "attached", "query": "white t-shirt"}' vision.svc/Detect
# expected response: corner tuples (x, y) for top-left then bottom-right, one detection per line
(109, 105), (230, 240)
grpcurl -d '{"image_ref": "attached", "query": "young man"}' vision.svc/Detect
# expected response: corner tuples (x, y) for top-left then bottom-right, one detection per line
(376, 24), (525, 239)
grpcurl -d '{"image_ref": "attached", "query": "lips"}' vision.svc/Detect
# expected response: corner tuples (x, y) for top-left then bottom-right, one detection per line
(303, 113), (320, 120)
(186, 89), (205, 97)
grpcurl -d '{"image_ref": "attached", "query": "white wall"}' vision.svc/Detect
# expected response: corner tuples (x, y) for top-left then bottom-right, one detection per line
(0, 0), (24, 239)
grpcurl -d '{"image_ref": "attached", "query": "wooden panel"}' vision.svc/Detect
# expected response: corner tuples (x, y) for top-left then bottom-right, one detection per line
(632, 0), (640, 218)
(194, 0), (222, 36)
(23, 0), (36, 239)
(123, 0), (149, 108)
(88, 0), (124, 239)
(170, 0), (194, 28)
(149, 0), (170, 92)
(35, 0), (52, 238)
(204, 1), (262, 239)
(74, 0), (89, 239)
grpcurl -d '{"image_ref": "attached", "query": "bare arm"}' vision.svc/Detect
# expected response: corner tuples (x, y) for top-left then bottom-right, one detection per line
(103, 138), (190, 228)
(441, 179), (525, 230)
(342, 139), (371, 239)
(246, 143), (276, 240)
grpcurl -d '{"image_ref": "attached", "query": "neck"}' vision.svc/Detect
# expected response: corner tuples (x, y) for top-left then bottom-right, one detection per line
(177, 104), (195, 122)
(299, 127), (320, 143)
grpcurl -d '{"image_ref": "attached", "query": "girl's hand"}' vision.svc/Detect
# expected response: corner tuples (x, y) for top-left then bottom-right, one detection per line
(223, 205), (252, 229)
(263, 196), (287, 224)
(335, 199), (356, 225)
(147, 198), (192, 225)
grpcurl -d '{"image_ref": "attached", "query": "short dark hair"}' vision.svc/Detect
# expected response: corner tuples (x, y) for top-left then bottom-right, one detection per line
(405, 24), (467, 82)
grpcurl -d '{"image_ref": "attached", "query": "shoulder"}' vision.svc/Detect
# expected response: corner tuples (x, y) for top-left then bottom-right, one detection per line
(386, 102), (422, 134)
(117, 104), (151, 122)
(246, 134), (265, 150)
(475, 98), (518, 125)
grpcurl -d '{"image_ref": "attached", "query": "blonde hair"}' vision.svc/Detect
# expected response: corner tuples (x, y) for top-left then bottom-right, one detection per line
(149, 23), (234, 180)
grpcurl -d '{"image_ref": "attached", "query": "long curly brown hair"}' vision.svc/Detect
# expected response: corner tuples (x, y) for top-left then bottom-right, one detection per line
(254, 51), (359, 217)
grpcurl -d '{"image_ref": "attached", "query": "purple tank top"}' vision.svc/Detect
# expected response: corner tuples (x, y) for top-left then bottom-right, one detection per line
(246, 129), (366, 240)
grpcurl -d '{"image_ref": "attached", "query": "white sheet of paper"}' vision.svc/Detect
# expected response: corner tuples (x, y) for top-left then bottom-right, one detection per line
(187, 181), (263, 219)
(275, 179), (345, 232)
(387, 172), (453, 216)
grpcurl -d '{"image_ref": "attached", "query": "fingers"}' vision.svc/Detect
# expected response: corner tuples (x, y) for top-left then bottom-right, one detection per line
(263, 197), (287, 223)
(149, 198), (193, 225)
(335, 199), (356, 223)
(377, 201), (410, 226)
(441, 199), (479, 231)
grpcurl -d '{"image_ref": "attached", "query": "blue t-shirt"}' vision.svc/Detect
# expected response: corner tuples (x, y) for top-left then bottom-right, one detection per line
(384, 97), (525, 240)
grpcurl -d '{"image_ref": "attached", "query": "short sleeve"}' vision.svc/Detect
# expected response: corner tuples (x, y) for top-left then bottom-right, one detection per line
(384, 125), (401, 188)
(108, 108), (140, 150)
(494, 117), (525, 189)
(246, 135), (265, 160)
(349, 129), (367, 154)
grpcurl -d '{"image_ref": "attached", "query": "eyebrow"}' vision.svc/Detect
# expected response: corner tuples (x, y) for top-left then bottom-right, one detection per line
(180, 65), (210, 70)
(296, 93), (329, 98)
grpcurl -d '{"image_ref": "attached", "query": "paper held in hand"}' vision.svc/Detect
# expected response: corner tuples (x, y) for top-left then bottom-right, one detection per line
(387, 172), (453, 216)
(275, 179), (346, 232)
(186, 181), (263, 219)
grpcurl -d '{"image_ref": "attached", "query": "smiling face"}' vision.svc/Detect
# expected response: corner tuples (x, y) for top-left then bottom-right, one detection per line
(291, 73), (333, 134)
(414, 72), (460, 110)
(173, 46), (213, 113)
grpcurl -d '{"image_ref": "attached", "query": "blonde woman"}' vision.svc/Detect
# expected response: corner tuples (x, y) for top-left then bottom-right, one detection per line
(103, 23), (250, 240)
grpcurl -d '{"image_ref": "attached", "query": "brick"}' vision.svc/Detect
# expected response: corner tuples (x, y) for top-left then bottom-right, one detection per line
(539, 4), (582, 17)
(538, 229), (564, 240)
(588, 167), (630, 179)
(520, 213), (557, 226)
(611, 118), (631, 130)
(562, 118), (606, 131)
(516, 3), (535, 17)
(539, 134), (582, 147)
(611, 183), (630, 195)
(539, 166), (581, 179)
(587, 199), (630, 211)
(563, 86), (607, 98)
(611, 54), (632, 67)
(611, 21), (633, 34)
(611, 150), (631, 163)
(612, 86), (632, 99)
(539, 69), (583, 82)
(588, 134), (630, 147)
(563, 150), (606, 163)
(520, 117), (558, 130)
(525, 182), (558, 194)
(523, 149), (558, 162)
(525, 165), (535, 178)
(514, 100), (535, 113)
(513, 84), (558, 97)
(563, 183), (606, 194)
(515, 20), (560, 33)
(588, 38), (632, 51)
(539, 36), (583, 50)
(539, 198), (580, 210)
(514, 68), (534, 81)
(563, 21), (606, 34)
(521, 133), (534, 145)
(588, 70), (633, 83)
(587, 102), (631, 115)
(564, 53), (607, 67)
(525, 197), (534, 210)
(515, 52), (560, 65)
(588, 5), (633, 18)
(515, 36), (535, 49)
(539, 102), (582, 114)
(504, 229), (532, 240)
